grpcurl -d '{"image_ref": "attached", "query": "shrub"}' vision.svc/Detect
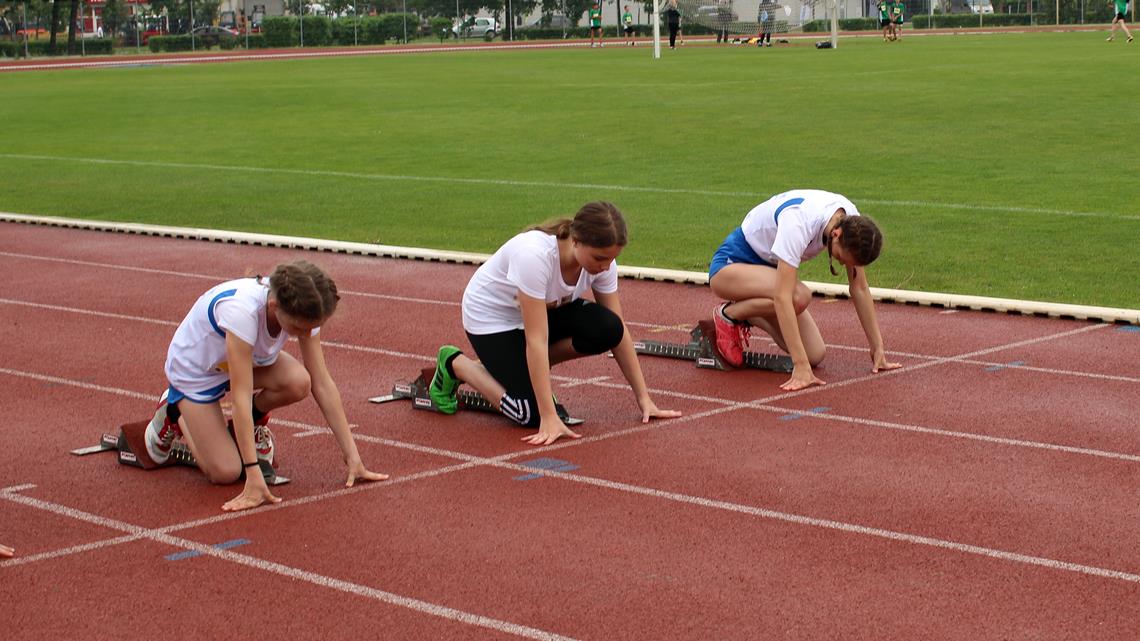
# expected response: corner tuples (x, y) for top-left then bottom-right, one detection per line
(430, 16), (452, 42)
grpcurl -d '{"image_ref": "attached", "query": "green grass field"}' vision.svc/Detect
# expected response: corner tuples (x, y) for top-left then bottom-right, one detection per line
(1, 32), (1138, 308)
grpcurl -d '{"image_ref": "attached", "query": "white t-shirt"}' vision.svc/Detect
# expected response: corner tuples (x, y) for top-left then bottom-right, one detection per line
(462, 230), (620, 335)
(740, 189), (861, 268)
(165, 277), (318, 394)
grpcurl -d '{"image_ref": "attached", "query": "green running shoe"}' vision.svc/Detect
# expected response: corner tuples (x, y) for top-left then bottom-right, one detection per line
(429, 345), (461, 414)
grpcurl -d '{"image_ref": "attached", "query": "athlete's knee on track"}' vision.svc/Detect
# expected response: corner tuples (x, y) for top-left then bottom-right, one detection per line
(808, 344), (826, 367)
(200, 460), (242, 485)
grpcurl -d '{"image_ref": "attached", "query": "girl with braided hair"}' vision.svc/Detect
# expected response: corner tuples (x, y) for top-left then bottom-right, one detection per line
(708, 190), (902, 391)
(145, 260), (387, 512)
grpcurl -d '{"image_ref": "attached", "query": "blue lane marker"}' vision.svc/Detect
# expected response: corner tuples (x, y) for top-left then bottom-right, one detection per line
(778, 406), (830, 421)
(1118, 326), (1140, 333)
(513, 457), (578, 481)
(984, 360), (1026, 372)
(166, 538), (250, 561)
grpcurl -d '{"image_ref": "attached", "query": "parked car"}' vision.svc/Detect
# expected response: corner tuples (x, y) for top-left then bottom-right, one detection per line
(522, 15), (575, 30)
(191, 25), (241, 46)
(452, 17), (498, 39)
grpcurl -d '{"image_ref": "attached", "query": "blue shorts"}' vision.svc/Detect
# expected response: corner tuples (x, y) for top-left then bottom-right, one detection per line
(709, 227), (774, 280)
(167, 380), (231, 405)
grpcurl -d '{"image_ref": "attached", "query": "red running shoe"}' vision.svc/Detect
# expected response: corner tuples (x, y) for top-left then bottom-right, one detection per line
(712, 304), (750, 367)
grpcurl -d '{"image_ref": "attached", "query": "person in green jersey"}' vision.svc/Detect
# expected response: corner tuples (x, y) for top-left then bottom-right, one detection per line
(622, 5), (636, 45)
(878, 0), (891, 41)
(890, 0), (904, 40)
(1106, 0), (1133, 42)
(589, 2), (604, 47)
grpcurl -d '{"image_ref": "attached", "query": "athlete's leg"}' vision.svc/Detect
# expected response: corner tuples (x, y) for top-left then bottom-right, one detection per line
(250, 351), (311, 412)
(177, 399), (241, 484)
(711, 263), (814, 321)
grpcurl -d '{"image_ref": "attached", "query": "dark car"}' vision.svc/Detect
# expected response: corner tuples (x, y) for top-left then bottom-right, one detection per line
(191, 25), (241, 46)
(522, 15), (575, 30)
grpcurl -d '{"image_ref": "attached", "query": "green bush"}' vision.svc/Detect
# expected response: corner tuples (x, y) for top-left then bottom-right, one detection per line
(332, 17), (363, 45)
(148, 35), (194, 52)
(430, 16), (452, 42)
(299, 15), (333, 46)
(243, 33), (267, 48)
(910, 13), (1035, 28)
(3, 37), (115, 56)
(360, 13), (415, 44)
(261, 15), (296, 47)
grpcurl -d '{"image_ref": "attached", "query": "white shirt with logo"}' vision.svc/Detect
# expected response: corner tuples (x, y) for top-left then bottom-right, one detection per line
(462, 230), (619, 335)
(740, 189), (861, 268)
(165, 277), (318, 394)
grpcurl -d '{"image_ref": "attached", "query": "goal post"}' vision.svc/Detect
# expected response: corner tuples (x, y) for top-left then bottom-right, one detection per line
(652, 0), (839, 58)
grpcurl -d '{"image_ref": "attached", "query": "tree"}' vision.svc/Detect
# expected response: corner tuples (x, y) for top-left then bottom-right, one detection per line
(48, 0), (59, 50)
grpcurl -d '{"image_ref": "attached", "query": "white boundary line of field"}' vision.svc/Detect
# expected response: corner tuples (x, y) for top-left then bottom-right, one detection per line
(3, 157), (1139, 224)
(2, 213), (1137, 324)
(3, 361), (1140, 588)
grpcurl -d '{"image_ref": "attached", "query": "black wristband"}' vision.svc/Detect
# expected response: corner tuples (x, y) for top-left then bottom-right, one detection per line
(242, 461), (260, 469)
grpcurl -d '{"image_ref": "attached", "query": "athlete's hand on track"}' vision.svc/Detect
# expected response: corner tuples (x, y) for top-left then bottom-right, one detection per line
(780, 364), (825, 391)
(523, 416), (581, 446)
(345, 458), (389, 487)
(871, 350), (902, 373)
(639, 398), (682, 423)
(222, 475), (282, 512)
(0, 544), (14, 558)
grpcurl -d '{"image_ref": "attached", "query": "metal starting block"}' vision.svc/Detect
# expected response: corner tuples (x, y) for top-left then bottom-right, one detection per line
(70, 423), (290, 486)
(633, 320), (793, 373)
(369, 367), (585, 426)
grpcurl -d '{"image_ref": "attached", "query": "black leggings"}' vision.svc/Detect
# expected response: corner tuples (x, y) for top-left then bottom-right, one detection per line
(668, 22), (680, 47)
(465, 299), (624, 427)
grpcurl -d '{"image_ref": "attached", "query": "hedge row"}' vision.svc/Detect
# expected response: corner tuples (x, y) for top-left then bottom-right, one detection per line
(801, 13), (1039, 30)
(0, 37), (114, 57)
(147, 33), (267, 52)
(261, 14), (418, 47)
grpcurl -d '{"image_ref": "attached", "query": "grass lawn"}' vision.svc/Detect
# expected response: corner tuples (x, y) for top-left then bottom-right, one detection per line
(1, 31), (1137, 307)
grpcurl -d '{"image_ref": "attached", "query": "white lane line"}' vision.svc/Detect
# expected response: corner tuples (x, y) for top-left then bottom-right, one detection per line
(3, 255), (1130, 383)
(0, 490), (581, 641)
(3, 154), (1139, 222)
(0, 250), (460, 308)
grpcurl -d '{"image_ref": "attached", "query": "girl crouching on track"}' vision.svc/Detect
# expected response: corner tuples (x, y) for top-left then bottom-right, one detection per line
(709, 189), (902, 391)
(429, 201), (681, 445)
(146, 260), (388, 512)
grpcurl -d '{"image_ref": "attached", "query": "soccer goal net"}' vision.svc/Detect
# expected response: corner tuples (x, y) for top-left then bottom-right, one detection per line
(651, 0), (839, 56)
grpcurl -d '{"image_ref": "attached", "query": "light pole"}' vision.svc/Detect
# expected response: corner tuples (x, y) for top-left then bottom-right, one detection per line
(353, 0), (357, 45)
(21, 2), (30, 58)
(402, 0), (407, 43)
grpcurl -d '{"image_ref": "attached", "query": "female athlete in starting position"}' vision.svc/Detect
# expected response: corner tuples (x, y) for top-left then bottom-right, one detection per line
(429, 201), (680, 445)
(145, 260), (387, 511)
(709, 189), (902, 391)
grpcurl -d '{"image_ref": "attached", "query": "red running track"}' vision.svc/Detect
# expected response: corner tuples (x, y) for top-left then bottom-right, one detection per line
(1, 221), (1138, 640)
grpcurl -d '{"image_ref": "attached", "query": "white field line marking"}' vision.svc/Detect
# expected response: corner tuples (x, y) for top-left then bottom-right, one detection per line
(1, 295), (1131, 460)
(2, 154), (1138, 222)
(9, 412), (1140, 589)
(0, 491), (581, 641)
(0, 251), (460, 308)
(753, 323), (1110, 405)
(2, 253), (1127, 383)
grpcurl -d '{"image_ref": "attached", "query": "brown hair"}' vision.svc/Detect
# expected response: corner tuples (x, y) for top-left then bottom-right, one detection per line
(529, 201), (628, 248)
(268, 260), (339, 322)
(837, 215), (883, 266)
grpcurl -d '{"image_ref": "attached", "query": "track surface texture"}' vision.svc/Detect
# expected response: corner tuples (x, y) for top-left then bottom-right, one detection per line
(1, 222), (1137, 640)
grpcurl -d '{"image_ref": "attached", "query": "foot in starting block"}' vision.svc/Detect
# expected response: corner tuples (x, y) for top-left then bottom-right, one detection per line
(632, 320), (793, 373)
(70, 421), (289, 486)
(369, 367), (585, 426)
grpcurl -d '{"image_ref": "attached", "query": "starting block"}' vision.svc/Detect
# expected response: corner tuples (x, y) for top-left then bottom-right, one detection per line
(70, 420), (289, 486)
(369, 367), (585, 426)
(633, 320), (793, 373)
